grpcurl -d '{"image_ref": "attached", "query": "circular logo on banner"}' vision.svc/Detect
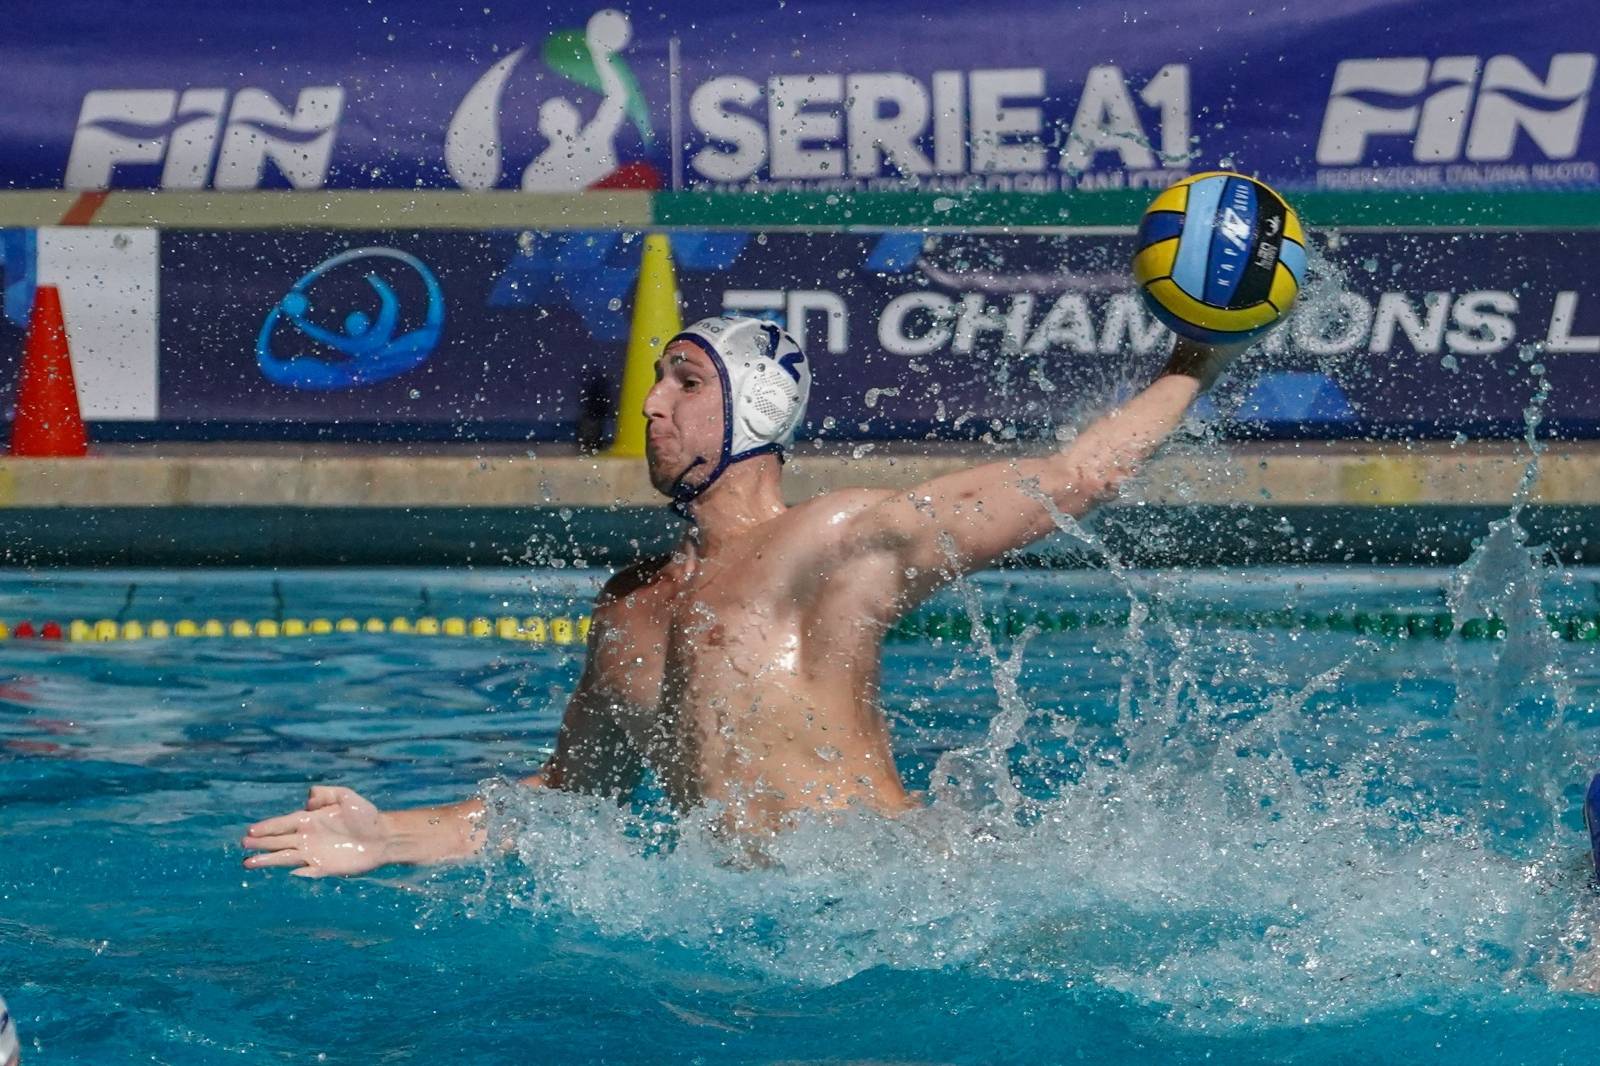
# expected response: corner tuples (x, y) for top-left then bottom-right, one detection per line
(256, 247), (445, 391)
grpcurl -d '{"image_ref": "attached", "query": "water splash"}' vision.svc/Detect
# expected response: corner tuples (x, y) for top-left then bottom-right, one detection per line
(1444, 366), (1580, 855)
(472, 584), (1594, 1027)
(473, 361), (1597, 1030)
(926, 549), (1037, 825)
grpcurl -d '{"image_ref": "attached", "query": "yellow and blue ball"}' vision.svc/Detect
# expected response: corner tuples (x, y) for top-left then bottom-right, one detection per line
(1132, 171), (1307, 346)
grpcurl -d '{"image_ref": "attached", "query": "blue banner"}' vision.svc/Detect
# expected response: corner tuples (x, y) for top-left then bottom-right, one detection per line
(3, 0), (1596, 194)
(126, 228), (1600, 441)
(157, 230), (612, 434)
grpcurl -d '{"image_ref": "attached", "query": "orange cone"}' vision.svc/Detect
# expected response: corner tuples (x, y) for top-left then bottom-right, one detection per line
(11, 285), (87, 457)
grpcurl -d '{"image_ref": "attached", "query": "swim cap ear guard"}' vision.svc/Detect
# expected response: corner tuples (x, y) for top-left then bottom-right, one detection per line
(665, 314), (811, 512)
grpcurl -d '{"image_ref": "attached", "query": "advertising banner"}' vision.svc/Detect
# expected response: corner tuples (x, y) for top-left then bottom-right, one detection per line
(140, 228), (1600, 440)
(2, 0), (1595, 195)
(158, 230), (604, 432)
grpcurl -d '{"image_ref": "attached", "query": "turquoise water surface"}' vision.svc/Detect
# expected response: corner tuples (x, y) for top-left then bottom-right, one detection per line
(2, 556), (1599, 1064)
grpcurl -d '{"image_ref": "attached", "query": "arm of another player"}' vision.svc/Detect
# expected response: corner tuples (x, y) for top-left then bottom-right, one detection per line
(849, 339), (1243, 602)
(240, 580), (651, 877)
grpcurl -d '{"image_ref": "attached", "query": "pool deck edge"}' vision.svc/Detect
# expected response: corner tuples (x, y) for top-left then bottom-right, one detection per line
(0, 440), (1585, 509)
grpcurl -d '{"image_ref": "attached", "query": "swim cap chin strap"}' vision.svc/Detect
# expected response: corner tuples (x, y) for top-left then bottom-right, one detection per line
(668, 455), (711, 505)
(663, 316), (810, 517)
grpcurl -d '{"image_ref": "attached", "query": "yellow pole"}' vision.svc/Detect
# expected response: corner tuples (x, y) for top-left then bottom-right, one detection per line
(607, 233), (683, 457)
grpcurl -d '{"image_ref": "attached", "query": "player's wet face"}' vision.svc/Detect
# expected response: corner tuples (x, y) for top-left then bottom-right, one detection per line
(643, 341), (724, 496)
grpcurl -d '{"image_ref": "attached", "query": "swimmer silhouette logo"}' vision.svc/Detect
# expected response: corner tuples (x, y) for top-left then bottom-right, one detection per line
(445, 9), (658, 191)
(257, 248), (444, 390)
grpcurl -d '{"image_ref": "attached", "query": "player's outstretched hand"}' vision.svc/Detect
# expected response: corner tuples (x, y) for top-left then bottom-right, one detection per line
(242, 785), (392, 878)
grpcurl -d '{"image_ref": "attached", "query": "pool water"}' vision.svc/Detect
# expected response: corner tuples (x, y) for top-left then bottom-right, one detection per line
(2, 552), (1600, 1064)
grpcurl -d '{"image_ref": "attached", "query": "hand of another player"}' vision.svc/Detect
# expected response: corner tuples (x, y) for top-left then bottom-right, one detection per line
(241, 785), (393, 878)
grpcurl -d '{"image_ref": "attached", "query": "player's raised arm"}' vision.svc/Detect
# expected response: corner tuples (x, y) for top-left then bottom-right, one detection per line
(849, 339), (1242, 602)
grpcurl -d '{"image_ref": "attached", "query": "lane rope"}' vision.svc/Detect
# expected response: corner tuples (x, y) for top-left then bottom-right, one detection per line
(0, 607), (1593, 644)
(0, 615), (591, 644)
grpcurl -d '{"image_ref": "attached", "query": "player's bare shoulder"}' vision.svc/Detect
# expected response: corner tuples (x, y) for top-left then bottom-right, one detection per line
(759, 488), (912, 604)
(581, 556), (675, 712)
(783, 486), (943, 566)
(588, 555), (675, 658)
(595, 553), (674, 611)
(772, 488), (894, 550)
(784, 487), (892, 523)
(762, 489), (907, 613)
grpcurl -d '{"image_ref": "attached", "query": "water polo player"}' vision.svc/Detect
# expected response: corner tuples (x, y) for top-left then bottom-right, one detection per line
(242, 314), (1243, 875)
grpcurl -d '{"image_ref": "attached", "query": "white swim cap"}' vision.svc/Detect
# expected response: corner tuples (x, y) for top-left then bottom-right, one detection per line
(0, 994), (18, 1066)
(665, 314), (810, 505)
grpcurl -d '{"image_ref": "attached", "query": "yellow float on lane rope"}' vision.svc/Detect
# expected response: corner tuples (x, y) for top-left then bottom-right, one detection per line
(12, 612), (598, 644)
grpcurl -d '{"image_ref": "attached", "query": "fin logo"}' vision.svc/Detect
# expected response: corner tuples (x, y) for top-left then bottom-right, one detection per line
(257, 248), (445, 391)
(1317, 53), (1596, 165)
(445, 9), (658, 191)
(66, 87), (344, 189)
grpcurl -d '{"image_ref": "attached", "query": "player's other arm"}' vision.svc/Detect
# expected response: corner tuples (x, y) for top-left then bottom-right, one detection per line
(851, 339), (1239, 598)
(240, 576), (651, 877)
(369, 642), (647, 869)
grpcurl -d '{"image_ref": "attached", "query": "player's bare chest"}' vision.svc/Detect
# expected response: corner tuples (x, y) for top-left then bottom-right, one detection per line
(654, 564), (790, 659)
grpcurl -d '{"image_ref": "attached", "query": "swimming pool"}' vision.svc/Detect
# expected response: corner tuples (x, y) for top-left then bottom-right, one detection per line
(2, 552), (1599, 1064)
